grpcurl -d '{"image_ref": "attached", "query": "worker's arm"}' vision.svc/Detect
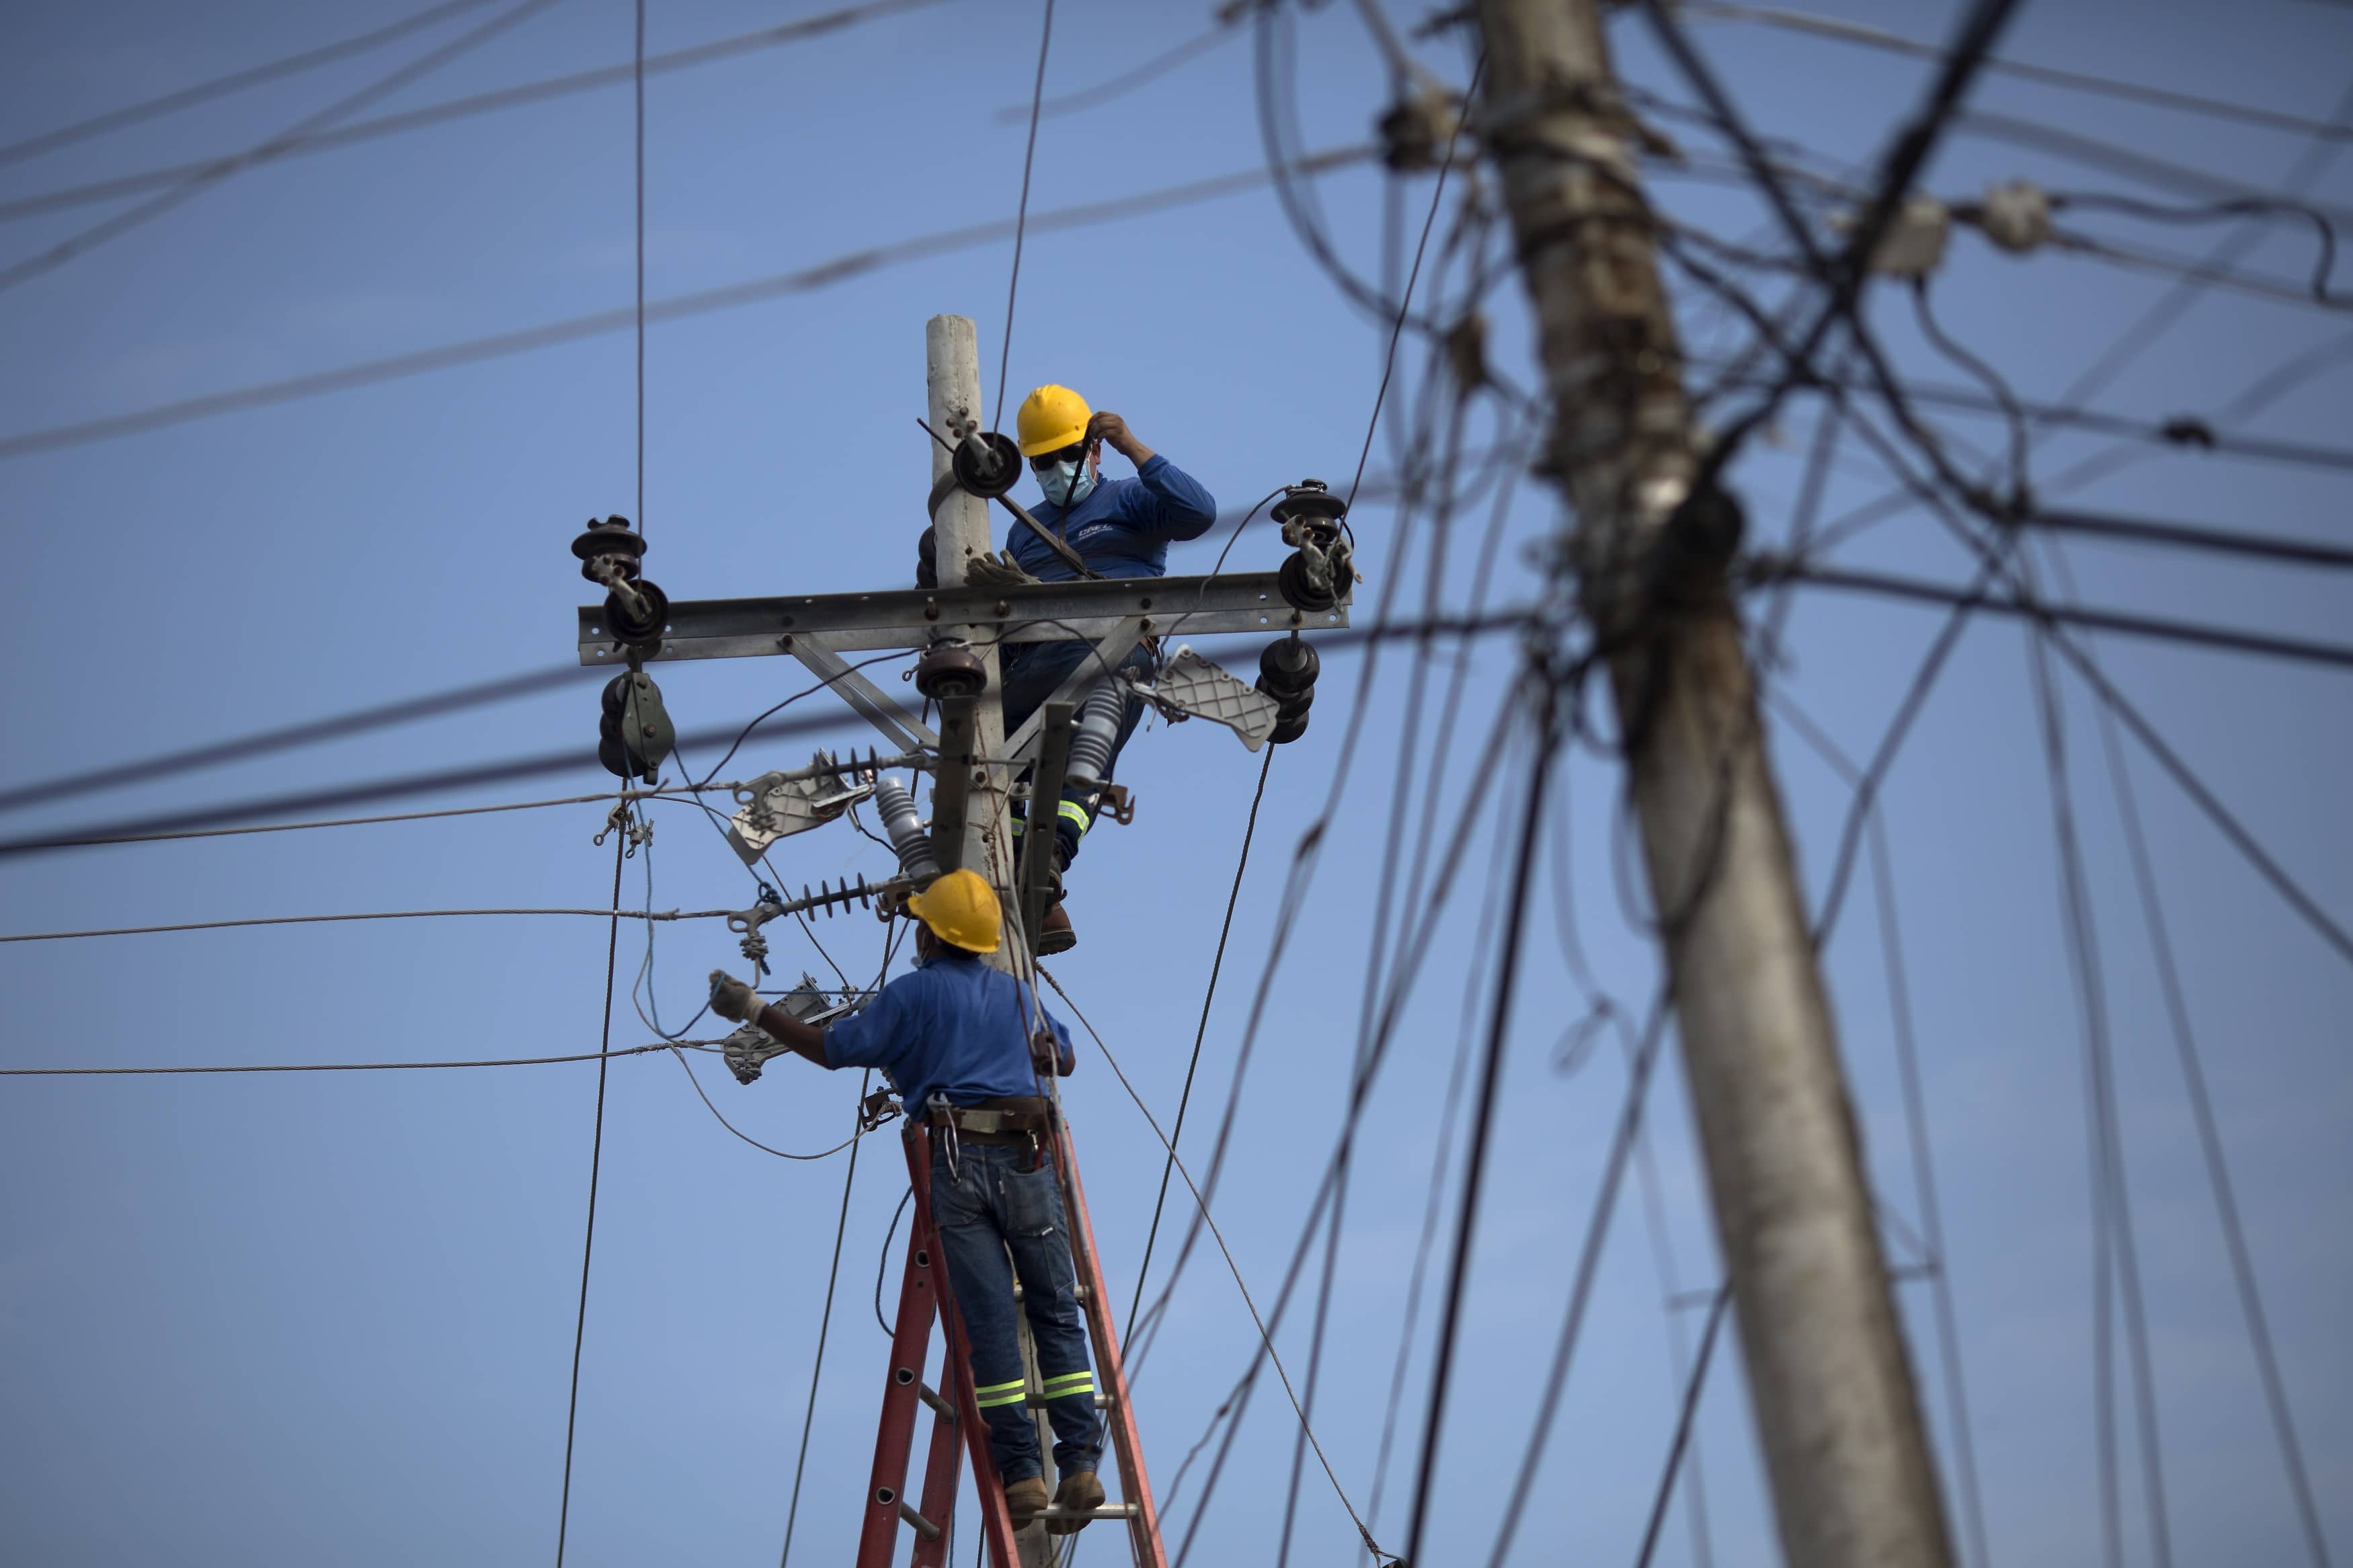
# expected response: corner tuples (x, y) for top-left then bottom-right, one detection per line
(1090, 412), (1218, 541)
(1033, 1012), (1078, 1077)
(709, 970), (830, 1067)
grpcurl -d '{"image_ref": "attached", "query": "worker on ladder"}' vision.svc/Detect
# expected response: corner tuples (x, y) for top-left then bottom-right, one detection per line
(707, 868), (1107, 1534)
(924, 384), (1218, 955)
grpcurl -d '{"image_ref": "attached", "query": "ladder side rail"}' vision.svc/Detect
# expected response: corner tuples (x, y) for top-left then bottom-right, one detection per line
(912, 1126), (1025, 1567)
(857, 1167), (944, 1568)
(1053, 1119), (1169, 1567)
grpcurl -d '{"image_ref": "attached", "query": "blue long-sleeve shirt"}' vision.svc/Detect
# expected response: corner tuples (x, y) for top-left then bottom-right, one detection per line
(823, 951), (1074, 1115)
(1006, 454), (1218, 582)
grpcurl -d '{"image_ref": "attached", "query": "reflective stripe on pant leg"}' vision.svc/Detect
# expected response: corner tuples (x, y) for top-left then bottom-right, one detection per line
(974, 1376), (1031, 1410)
(1040, 1370), (1095, 1400)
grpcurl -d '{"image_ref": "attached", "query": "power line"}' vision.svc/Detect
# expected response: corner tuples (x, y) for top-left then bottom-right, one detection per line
(0, 661), (589, 818)
(0, 615), (1528, 863)
(1121, 747), (1273, 1344)
(0, 707), (865, 860)
(776, 1072), (871, 1567)
(990, 16), (1238, 125)
(2077, 592), (2336, 1568)
(1632, 1284), (1734, 1568)
(2015, 507), (2353, 569)
(0, 0), (942, 222)
(555, 831), (627, 1568)
(1956, 110), (2353, 238)
(0, 0), (565, 297)
(1695, 362), (2353, 477)
(0, 145), (1373, 460)
(633, 0), (647, 538)
(990, 0), (1055, 432)
(0, 905), (733, 945)
(1400, 680), (1561, 1568)
(1685, 3), (2353, 145)
(1761, 559), (2353, 672)
(0, 1041), (692, 1075)
(0, 0), (505, 171)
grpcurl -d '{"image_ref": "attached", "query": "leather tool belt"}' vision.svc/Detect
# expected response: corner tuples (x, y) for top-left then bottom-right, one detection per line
(926, 1095), (1055, 1147)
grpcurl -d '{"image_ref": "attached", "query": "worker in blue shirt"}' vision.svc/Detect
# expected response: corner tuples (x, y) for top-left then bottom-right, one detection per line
(706, 868), (1105, 1535)
(1002, 383), (1219, 954)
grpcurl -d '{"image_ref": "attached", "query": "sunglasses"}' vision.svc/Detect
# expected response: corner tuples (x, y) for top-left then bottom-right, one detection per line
(1028, 441), (1088, 472)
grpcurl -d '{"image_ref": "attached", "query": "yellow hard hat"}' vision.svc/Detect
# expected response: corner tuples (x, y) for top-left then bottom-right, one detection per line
(904, 868), (1002, 954)
(1016, 384), (1091, 457)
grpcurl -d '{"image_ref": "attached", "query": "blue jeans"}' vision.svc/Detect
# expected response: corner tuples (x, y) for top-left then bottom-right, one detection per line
(1000, 640), (1155, 867)
(930, 1143), (1103, 1483)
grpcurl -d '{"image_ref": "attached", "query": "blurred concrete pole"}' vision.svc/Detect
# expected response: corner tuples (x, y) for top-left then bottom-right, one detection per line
(1467, 2), (1957, 1563)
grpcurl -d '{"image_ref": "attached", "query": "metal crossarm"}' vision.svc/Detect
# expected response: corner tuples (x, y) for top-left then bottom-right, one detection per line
(575, 571), (1349, 665)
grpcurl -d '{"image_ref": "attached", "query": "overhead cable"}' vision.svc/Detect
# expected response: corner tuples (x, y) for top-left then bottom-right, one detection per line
(0, 146), (1373, 460)
(1685, 3), (2353, 145)
(989, 16), (1238, 124)
(0, 904), (733, 945)
(0, 614), (1528, 864)
(0, 1040), (693, 1075)
(0, 661), (590, 818)
(0, 0), (507, 171)
(990, 0), (1056, 431)
(555, 830), (625, 1568)
(0, 0), (565, 296)
(0, 0), (943, 222)
(1761, 559), (2353, 672)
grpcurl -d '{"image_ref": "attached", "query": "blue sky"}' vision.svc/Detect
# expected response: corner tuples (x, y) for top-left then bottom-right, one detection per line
(1, 1), (2348, 1564)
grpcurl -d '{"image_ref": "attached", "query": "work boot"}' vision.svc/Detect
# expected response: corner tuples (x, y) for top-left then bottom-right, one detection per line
(1038, 901), (1076, 955)
(1037, 848), (1076, 955)
(1003, 1476), (1049, 1530)
(1047, 1470), (1104, 1535)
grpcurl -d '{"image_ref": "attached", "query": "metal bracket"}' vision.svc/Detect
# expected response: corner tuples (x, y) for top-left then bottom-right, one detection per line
(1002, 615), (1148, 765)
(725, 753), (877, 864)
(787, 633), (938, 752)
(1135, 645), (1281, 751)
(928, 694), (977, 874)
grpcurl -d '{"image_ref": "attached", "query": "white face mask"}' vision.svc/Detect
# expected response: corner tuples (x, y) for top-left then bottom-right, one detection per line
(1040, 458), (1095, 509)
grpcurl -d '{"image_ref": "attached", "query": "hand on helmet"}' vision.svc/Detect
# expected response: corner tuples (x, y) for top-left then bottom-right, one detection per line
(1084, 411), (1152, 465)
(709, 970), (764, 1027)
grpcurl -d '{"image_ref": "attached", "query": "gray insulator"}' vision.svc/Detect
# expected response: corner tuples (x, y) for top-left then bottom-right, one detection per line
(1064, 681), (1127, 790)
(873, 776), (940, 882)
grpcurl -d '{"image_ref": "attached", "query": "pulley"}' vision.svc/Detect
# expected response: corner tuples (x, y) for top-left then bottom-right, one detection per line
(598, 669), (674, 783)
(951, 430), (1023, 500)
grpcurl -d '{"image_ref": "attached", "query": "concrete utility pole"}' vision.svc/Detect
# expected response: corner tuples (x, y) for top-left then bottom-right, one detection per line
(924, 315), (1023, 974)
(1468, 3), (1958, 1565)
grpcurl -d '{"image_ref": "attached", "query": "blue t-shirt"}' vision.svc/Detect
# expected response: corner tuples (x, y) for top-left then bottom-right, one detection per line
(1008, 454), (1218, 582)
(823, 952), (1076, 1114)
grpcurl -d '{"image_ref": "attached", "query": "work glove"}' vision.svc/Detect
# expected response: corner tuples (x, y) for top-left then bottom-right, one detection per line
(709, 970), (764, 1028)
(967, 550), (1039, 590)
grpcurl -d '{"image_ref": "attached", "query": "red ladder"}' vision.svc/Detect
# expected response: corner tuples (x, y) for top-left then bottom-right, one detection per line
(855, 1117), (1166, 1567)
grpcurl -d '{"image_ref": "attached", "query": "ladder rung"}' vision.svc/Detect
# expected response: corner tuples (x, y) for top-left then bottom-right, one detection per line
(1030, 1503), (1139, 1523)
(917, 1380), (956, 1420)
(898, 1500), (943, 1540)
(1023, 1391), (1114, 1411)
